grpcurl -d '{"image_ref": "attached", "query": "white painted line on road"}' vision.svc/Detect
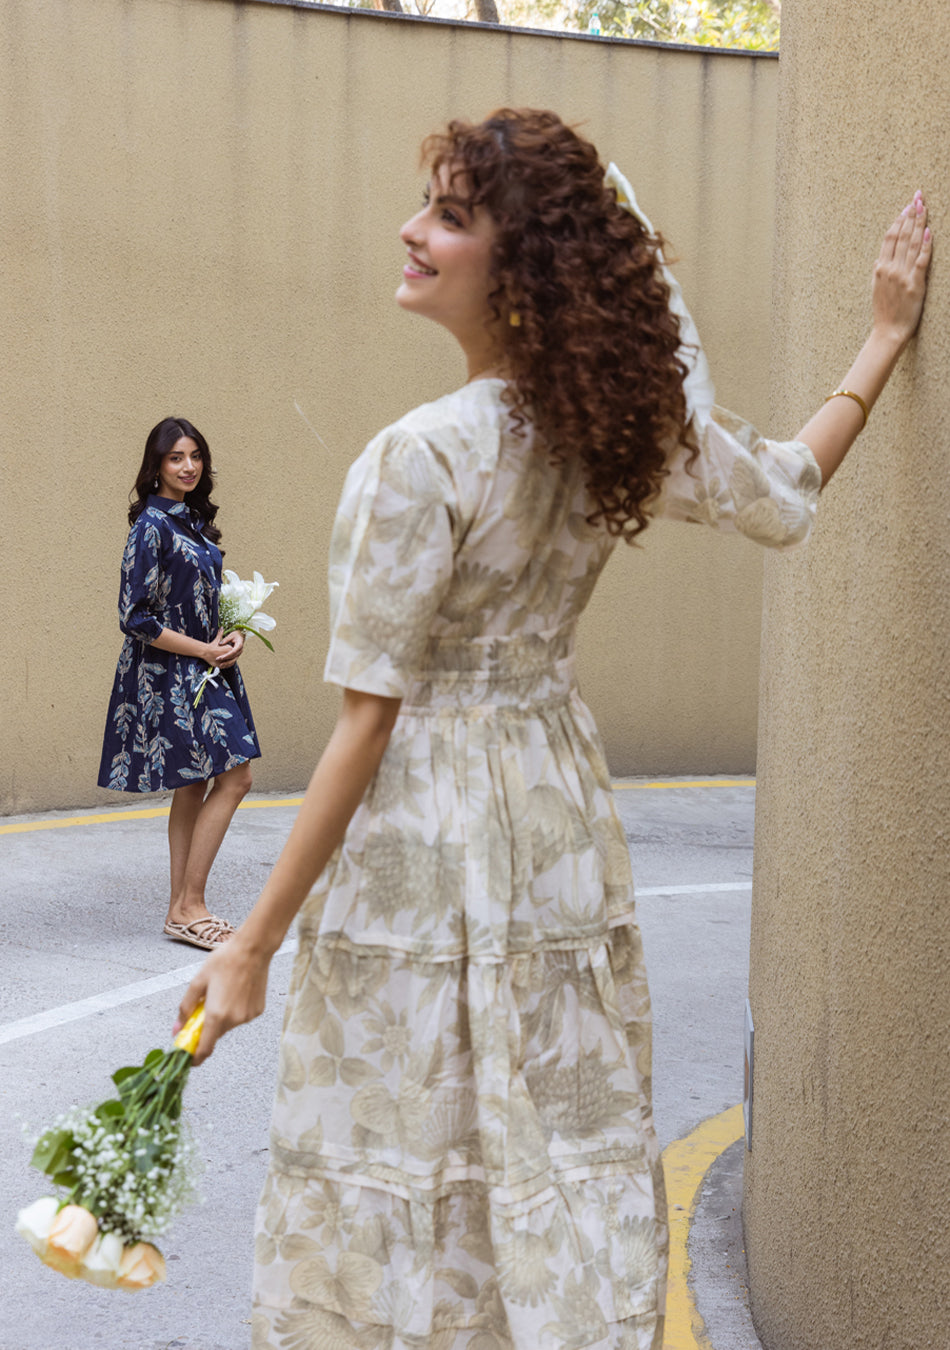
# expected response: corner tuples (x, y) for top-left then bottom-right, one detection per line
(0, 940), (296, 1047)
(637, 882), (752, 896)
(0, 885), (750, 1046)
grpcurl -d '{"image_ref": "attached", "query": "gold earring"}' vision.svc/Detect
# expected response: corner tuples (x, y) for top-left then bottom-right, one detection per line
(509, 310), (522, 328)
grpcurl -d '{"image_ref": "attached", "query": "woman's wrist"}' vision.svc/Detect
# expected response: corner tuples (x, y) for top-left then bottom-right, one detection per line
(236, 912), (288, 961)
(867, 320), (911, 361)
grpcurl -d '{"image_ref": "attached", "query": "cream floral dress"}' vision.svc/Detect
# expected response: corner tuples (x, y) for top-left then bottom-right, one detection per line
(251, 379), (820, 1350)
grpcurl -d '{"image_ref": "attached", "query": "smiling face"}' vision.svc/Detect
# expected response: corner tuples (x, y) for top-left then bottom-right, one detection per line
(396, 163), (502, 375)
(157, 436), (203, 501)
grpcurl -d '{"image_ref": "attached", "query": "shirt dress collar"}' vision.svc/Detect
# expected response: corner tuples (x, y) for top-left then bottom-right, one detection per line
(146, 494), (205, 533)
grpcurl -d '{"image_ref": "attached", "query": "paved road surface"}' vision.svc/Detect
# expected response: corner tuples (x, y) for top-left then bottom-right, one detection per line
(0, 779), (759, 1350)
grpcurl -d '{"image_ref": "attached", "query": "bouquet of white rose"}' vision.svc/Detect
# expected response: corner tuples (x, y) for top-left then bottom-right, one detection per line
(193, 569), (279, 707)
(16, 1005), (206, 1290)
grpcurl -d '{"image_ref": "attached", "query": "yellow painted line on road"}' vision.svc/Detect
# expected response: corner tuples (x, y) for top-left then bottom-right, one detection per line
(662, 1103), (745, 1349)
(0, 796), (307, 835)
(0, 782), (754, 835)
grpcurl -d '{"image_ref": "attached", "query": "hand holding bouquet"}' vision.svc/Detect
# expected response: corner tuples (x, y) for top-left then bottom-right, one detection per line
(16, 1005), (206, 1289)
(193, 569), (279, 706)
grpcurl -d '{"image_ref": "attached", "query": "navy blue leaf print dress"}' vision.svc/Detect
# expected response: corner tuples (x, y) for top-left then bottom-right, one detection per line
(98, 496), (261, 793)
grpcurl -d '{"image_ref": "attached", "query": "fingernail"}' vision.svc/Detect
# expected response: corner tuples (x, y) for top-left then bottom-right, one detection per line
(917, 199), (924, 214)
(172, 1021), (182, 1034)
(902, 205), (911, 216)
(925, 227), (932, 240)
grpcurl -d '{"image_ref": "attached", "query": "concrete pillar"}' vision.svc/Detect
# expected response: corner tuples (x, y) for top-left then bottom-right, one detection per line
(743, 3), (950, 1347)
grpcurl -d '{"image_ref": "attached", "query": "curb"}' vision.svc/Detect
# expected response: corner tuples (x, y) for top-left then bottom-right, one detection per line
(662, 1103), (745, 1349)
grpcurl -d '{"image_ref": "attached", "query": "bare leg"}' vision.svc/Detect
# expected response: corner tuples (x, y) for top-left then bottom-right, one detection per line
(166, 763), (253, 929)
(168, 782), (207, 921)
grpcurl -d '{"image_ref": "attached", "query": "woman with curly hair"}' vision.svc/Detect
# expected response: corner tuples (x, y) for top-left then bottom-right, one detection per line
(179, 111), (931, 1348)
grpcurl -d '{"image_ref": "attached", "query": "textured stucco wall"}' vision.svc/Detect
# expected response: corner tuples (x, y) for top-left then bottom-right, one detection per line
(0, 0), (778, 814)
(744, 3), (950, 1348)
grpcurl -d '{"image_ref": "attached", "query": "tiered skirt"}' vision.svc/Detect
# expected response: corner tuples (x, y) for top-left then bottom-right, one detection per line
(252, 638), (666, 1350)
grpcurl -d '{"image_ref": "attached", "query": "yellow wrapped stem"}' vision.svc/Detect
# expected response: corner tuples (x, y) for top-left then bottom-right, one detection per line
(173, 1003), (205, 1055)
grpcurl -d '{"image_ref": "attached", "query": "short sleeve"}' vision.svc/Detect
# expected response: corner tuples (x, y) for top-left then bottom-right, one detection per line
(655, 406), (822, 549)
(323, 428), (455, 697)
(118, 516), (165, 642)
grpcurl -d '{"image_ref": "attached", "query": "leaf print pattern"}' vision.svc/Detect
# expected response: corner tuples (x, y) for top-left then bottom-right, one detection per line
(254, 381), (820, 1349)
(201, 705), (232, 748)
(98, 497), (260, 793)
(107, 749), (131, 791)
(658, 404), (821, 547)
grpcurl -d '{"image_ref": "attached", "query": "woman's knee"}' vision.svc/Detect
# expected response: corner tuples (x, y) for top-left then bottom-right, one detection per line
(226, 762), (253, 799)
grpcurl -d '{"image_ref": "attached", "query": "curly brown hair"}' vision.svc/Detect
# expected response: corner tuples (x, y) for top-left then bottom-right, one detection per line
(422, 109), (697, 540)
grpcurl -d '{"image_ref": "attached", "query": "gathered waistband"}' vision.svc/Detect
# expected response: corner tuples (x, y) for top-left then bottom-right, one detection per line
(403, 624), (577, 710)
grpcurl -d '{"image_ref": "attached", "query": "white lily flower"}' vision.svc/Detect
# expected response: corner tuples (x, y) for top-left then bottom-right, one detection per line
(80, 1231), (125, 1288)
(195, 567), (279, 704)
(247, 571), (279, 608)
(15, 1196), (59, 1255)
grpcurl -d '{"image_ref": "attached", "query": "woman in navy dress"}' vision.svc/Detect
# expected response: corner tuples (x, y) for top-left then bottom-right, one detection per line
(98, 416), (261, 950)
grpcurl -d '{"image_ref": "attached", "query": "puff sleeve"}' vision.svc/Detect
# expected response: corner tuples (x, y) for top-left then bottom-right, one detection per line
(323, 428), (456, 697)
(118, 515), (166, 642)
(655, 406), (822, 548)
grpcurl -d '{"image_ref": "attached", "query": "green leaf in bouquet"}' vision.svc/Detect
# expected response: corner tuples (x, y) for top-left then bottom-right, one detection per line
(248, 630), (275, 652)
(114, 1065), (153, 1099)
(31, 1127), (76, 1176)
(94, 1099), (125, 1122)
(51, 1164), (80, 1189)
(144, 1048), (164, 1070)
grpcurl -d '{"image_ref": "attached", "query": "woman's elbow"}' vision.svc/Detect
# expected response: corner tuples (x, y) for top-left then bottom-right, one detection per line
(341, 688), (402, 746)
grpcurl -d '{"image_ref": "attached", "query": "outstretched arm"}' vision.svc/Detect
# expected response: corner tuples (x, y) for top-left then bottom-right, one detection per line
(175, 687), (401, 1064)
(797, 191), (932, 487)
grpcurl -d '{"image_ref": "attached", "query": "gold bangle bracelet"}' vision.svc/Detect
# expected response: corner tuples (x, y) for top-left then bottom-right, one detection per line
(825, 388), (870, 430)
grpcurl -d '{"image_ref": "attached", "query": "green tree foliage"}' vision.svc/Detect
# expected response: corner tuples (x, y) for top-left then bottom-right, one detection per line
(503, 0), (780, 49)
(335, 0), (779, 47)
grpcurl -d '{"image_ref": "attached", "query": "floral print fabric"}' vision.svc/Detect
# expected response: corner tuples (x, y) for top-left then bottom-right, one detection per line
(98, 496), (260, 793)
(252, 382), (820, 1349)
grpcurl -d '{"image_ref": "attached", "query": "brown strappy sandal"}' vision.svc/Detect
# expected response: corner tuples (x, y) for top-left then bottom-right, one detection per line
(163, 915), (236, 950)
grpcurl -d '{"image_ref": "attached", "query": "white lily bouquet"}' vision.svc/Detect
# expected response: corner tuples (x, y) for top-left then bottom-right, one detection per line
(193, 569), (279, 707)
(16, 1006), (206, 1290)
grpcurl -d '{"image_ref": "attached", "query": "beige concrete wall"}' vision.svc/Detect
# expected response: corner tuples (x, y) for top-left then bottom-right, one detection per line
(0, 0), (778, 814)
(744, 3), (950, 1347)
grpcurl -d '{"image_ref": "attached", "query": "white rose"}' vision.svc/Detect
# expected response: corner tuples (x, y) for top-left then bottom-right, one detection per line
(80, 1232), (125, 1289)
(15, 1196), (60, 1256)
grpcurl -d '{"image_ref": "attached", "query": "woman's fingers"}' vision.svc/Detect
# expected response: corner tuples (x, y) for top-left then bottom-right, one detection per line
(881, 192), (924, 267)
(894, 192), (926, 267)
(174, 972), (207, 1038)
(880, 209), (906, 265)
(915, 221), (934, 275)
(189, 1005), (222, 1066)
(174, 938), (271, 1066)
(872, 191), (932, 343)
(175, 964), (224, 1065)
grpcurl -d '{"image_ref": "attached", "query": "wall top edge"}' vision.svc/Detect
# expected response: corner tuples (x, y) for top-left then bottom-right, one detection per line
(221, 0), (779, 58)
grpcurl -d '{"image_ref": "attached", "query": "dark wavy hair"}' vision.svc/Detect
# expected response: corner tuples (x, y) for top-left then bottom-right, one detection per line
(422, 109), (697, 540)
(128, 416), (222, 546)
